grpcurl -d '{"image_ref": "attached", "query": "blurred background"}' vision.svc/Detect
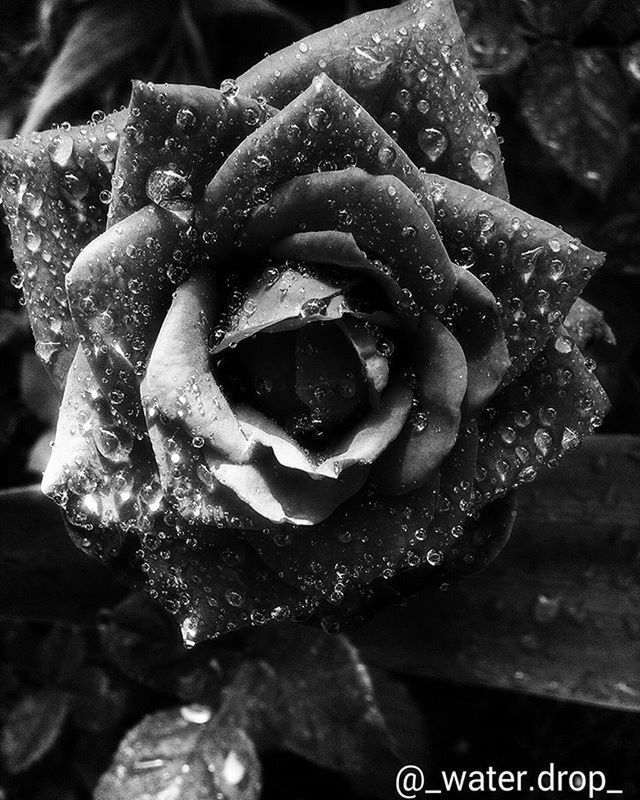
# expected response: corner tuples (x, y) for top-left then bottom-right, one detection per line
(0, 1), (639, 798)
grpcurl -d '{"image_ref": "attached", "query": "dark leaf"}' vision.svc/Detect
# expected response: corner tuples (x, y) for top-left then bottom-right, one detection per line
(94, 706), (261, 800)
(455, 0), (527, 76)
(70, 666), (129, 733)
(517, 0), (608, 38)
(19, 0), (172, 134)
(602, 0), (640, 42)
(100, 593), (224, 702)
(353, 436), (640, 712)
(620, 42), (640, 89)
(39, 623), (85, 688)
(245, 625), (400, 787)
(521, 43), (628, 195)
(1, 689), (71, 774)
(193, 0), (311, 35)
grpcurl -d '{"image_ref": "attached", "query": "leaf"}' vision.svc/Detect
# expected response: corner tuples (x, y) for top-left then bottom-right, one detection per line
(244, 625), (400, 786)
(521, 43), (628, 195)
(602, 0), (640, 42)
(1, 689), (71, 774)
(193, 0), (311, 35)
(19, 0), (172, 134)
(94, 706), (261, 800)
(39, 623), (86, 688)
(516, 0), (608, 38)
(454, 0), (527, 76)
(100, 593), (225, 702)
(620, 42), (640, 89)
(66, 665), (129, 734)
(353, 438), (640, 712)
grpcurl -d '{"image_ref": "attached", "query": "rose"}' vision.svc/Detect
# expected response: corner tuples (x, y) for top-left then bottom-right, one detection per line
(0, 0), (608, 643)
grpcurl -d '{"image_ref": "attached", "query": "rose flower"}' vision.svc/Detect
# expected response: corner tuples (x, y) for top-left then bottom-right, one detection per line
(0, 0), (608, 643)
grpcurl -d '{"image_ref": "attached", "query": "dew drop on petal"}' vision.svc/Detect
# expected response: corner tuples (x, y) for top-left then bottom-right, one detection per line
(146, 169), (193, 211)
(469, 150), (496, 182)
(378, 145), (397, 167)
(417, 128), (448, 162)
(308, 106), (332, 131)
(175, 107), (197, 131)
(220, 78), (239, 98)
(48, 134), (74, 168)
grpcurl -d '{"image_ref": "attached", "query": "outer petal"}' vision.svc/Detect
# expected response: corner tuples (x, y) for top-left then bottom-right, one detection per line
(67, 205), (193, 429)
(108, 81), (275, 225)
(140, 519), (311, 644)
(43, 349), (159, 550)
(245, 472), (441, 602)
(198, 74), (439, 243)
(473, 328), (610, 507)
(428, 176), (605, 380)
(373, 316), (468, 493)
(237, 0), (508, 198)
(0, 111), (124, 387)
(441, 266), (510, 414)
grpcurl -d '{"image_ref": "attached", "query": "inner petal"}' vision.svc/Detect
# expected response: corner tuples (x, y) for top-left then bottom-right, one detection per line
(217, 322), (370, 448)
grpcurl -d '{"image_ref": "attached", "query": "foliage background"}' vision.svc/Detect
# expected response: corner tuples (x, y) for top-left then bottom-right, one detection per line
(0, 0), (639, 798)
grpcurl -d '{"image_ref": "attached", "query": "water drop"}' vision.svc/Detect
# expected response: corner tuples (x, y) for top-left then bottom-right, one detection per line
(469, 150), (495, 182)
(417, 128), (447, 162)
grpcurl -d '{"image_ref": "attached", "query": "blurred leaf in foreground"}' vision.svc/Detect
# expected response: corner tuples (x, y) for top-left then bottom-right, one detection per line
(95, 704), (261, 800)
(1, 689), (71, 774)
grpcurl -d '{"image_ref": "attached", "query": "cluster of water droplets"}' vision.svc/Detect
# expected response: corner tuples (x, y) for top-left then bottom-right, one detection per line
(0, 113), (120, 377)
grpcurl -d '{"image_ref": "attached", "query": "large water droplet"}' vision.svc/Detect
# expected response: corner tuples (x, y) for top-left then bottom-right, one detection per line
(146, 169), (193, 213)
(48, 134), (74, 168)
(417, 128), (448, 162)
(469, 150), (496, 182)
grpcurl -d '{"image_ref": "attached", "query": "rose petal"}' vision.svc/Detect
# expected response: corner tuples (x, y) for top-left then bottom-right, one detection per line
(141, 519), (310, 643)
(373, 316), (467, 493)
(423, 420), (479, 557)
(441, 266), (510, 414)
(108, 81), (275, 225)
(564, 297), (616, 351)
(338, 317), (390, 400)
(0, 111), (124, 387)
(474, 327), (610, 507)
(237, 0), (508, 197)
(139, 413), (263, 529)
(240, 168), (457, 314)
(244, 469), (440, 601)
(67, 204), (193, 429)
(43, 348), (157, 543)
(428, 176), (605, 380)
(208, 455), (369, 526)
(141, 269), (251, 464)
(211, 264), (353, 353)
(198, 74), (440, 242)
(235, 377), (412, 480)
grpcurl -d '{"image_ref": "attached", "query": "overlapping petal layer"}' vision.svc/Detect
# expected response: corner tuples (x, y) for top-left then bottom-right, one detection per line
(237, 0), (508, 197)
(0, 111), (124, 386)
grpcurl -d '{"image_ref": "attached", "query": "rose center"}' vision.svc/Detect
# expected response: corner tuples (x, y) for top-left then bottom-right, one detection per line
(217, 322), (371, 448)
